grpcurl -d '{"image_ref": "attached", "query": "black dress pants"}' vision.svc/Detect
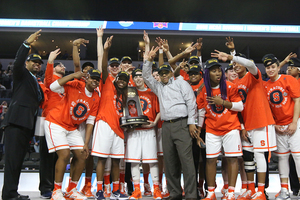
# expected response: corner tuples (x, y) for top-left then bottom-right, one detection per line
(2, 125), (33, 200)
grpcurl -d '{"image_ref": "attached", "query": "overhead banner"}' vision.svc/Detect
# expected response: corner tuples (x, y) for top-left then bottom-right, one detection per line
(0, 18), (300, 34)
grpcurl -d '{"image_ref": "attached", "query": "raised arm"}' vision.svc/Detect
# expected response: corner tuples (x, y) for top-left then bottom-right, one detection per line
(14, 30), (42, 80)
(211, 50), (257, 76)
(57, 71), (86, 86)
(155, 37), (173, 61)
(143, 30), (150, 62)
(168, 42), (199, 70)
(155, 37), (164, 67)
(173, 59), (188, 78)
(72, 38), (89, 72)
(96, 26), (104, 72)
(50, 71), (86, 94)
(142, 46), (160, 94)
(101, 36), (114, 83)
(225, 37), (235, 54)
(196, 38), (203, 67)
(44, 48), (61, 87)
(279, 52), (297, 69)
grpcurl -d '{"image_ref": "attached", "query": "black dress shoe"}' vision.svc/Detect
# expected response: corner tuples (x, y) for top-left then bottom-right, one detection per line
(18, 194), (29, 199)
(6, 196), (30, 200)
(293, 190), (299, 196)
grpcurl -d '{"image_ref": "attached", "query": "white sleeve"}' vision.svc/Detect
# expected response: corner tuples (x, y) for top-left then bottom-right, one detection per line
(230, 101), (243, 112)
(86, 115), (96, 125)
(230, 50), (236, 56)
(197, 108), (206, 127)
(230, 50), (236, 64)
(199, 56), (202, 68)
(232, 56), (257, 76)
(50, 80), (65, 94)
(142, 60), (160, 95)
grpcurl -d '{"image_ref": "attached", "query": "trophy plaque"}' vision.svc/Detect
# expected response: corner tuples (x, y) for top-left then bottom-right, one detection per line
(119, 87), (149, 128)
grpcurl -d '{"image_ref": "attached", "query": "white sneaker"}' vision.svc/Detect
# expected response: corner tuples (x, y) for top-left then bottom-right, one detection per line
(64, 188), (87, 200)
(51, 189), (65, 200)
(237, 188), (247, 200)
(103, 184), (111, 199)
(204, 190), (216, 200)
(120, 182), (127, 195)
(144, 183), (152, 196)
(276, 188), (291, 200)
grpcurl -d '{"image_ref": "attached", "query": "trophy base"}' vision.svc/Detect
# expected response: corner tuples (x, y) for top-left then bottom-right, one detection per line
(120, 115), (149, 128)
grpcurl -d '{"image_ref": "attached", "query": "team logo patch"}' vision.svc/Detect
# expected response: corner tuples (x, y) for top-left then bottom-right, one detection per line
(211, 104), (225, 114)
(73, 103), (88, 118)
(140, 96), (151, 114)
(270, 90), (283, 104)
(116, 98), (123, 114)
(238, 89), (247, 104)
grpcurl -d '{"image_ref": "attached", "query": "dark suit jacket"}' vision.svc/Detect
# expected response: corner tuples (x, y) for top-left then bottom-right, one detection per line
(2, 44), (44, 130)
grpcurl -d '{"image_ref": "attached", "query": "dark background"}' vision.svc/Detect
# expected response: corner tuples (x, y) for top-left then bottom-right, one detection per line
(0, 0), (300, 63)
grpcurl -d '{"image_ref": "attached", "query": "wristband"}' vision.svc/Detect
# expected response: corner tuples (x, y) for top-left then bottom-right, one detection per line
(23, 40), (30, 46)
(159, 49), (163, 54)
(241, 124), (245, 129)
(23, 40), (30, 48)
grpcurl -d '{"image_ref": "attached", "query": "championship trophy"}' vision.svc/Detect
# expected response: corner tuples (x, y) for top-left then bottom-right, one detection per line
(119, 87), (149, 128)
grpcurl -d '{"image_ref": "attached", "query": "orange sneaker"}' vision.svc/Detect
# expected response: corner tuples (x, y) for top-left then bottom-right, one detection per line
(275, 191), (280, 198)
(80, 182), (94, 198)
(237, 188), (247, 200)
(226, 192), (235, 200)
(129, 188), (142, 199)
(144, 183), (152, 196)
(64, 188), (87, 200)
(103, 184), (111, 198)
(162, 190), (170, 199)
(251, 191), (266, 200)
(204, 191), (216, 200)
(153, 188), (162, 200)
(221, 188), (228, 200)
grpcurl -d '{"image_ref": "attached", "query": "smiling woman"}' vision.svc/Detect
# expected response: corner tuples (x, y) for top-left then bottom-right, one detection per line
(196, 58), (244, 199)
(262, 53), (300, 200)
(90, 35), (130, 199)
